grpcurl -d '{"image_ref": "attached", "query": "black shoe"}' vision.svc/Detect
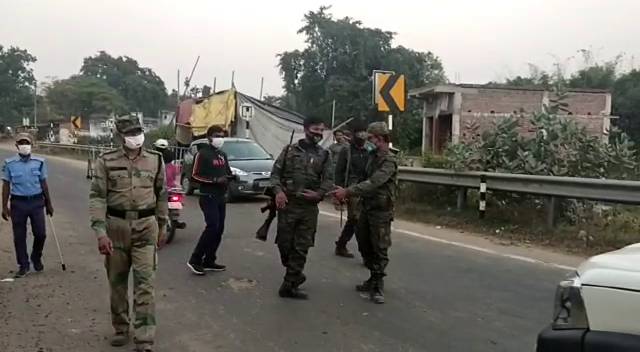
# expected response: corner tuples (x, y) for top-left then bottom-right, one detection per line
(14, 267), (29, 278)
(110, 331), (130, 347)
(187, 262), (205, 275)
(356, 278), (373, 292)
(202, 263), (226, 272)
(279, 282), (308, 300)
(176, 221), (186, 229)
(371, 287), (385, 304)
(335, 243), (355, 258)
(33, 261), (44, 272)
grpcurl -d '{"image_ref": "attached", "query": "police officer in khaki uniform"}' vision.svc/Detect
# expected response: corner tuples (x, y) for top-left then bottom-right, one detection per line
(89, 115), (168, 352)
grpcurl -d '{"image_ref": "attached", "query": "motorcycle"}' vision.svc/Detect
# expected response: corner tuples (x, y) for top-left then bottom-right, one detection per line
(167, 187), (186, 244)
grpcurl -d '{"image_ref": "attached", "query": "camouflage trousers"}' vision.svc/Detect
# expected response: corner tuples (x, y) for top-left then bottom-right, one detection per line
(105, 216), (158, 345)
(276, 204), (319, 285)
(336, 195), (361, 246)
(356, 208), (392, 279)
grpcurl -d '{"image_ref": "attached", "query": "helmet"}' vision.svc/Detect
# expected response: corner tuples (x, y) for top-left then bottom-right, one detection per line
(153, 139), (169, 149)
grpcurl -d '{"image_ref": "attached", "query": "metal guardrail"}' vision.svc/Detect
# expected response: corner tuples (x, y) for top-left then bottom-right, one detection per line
(399, 167), (640, 205)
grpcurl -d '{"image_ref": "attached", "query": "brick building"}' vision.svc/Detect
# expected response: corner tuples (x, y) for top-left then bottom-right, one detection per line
(409, 84), (613, 154)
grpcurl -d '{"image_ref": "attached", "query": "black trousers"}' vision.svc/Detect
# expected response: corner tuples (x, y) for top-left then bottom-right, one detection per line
(190, 194), (227, 265)
(11, 197), (46, 270)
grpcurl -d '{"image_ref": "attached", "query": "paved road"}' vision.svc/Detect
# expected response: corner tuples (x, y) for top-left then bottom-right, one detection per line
(0, 149), (569, 352)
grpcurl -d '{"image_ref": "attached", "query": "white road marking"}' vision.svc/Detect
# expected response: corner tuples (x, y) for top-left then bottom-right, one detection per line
(319, 210), (575, 271)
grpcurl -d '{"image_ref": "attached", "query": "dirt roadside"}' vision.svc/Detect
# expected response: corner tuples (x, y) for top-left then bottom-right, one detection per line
(0, 148), (113, 352)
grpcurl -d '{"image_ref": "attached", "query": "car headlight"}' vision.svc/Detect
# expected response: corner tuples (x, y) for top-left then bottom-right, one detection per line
(551, 273), (589, 330)
(230, 167), (248, 176)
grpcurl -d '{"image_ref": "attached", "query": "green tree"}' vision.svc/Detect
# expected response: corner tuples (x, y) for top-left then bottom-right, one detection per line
(80, 51), (168, 117)
(277, 6), (446, 150)
(613, 70), (640, 143)
(46, 75), (127, 118)
(0, 45), (37, 125)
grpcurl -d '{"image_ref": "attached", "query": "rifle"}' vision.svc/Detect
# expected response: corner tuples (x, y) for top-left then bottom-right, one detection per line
(340, 143), (352, 228)
(256, 130), (295, 241)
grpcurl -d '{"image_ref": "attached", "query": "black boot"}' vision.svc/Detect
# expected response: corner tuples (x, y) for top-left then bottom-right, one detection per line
(370, 277), (385, 304)
(279, 281), (308, 300)
(335, 242), (355, 258)
(355, 275), (374, 292)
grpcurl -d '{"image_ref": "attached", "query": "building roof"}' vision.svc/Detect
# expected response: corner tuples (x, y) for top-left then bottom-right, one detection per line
(409, 83), (610, 98)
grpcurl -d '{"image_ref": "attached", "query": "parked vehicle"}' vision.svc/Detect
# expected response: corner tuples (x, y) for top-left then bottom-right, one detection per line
(536, 243), (640, 352)
(166, 187), (186, 243)
(180, 138), (274, 201)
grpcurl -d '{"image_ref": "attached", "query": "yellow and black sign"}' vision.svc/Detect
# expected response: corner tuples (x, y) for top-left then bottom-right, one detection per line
(71, 116), (82, 129)
(376, 73), (406, 112)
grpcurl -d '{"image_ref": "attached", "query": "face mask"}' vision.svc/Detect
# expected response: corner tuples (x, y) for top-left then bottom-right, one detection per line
(364, 141), (377, 152)
(17, 145), (31, 156)
(210, 138), (224, 149)
(307, 132), (323, 145)
(124, 134), (145, 149)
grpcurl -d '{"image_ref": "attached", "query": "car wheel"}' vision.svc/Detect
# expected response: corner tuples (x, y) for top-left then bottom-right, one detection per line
(181, 175), (194, 195)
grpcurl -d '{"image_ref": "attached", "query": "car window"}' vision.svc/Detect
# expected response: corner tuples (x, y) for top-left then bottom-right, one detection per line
(221, 141), (271, 160)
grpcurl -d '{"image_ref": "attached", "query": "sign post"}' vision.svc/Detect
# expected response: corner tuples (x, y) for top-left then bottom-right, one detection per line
(240, 103), (255, 139)
(373, 70), (406, 149)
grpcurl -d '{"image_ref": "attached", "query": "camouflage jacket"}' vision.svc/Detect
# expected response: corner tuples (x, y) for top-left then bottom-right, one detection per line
(270, 139), (334, 205)
(89, 148), (168, 238)
(347, 149), (398, 212)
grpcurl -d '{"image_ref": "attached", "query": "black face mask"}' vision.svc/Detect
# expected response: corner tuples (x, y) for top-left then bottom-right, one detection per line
(306, 132), (323, 145)
(354, 137), (366, 147)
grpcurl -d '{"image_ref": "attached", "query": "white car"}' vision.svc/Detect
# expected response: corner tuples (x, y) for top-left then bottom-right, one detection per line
(537, 244), (640, 351)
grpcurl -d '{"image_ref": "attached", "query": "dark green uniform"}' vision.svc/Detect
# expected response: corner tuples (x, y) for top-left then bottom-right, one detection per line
(270, 139), (333, 287)
(348, 129), (397, 293)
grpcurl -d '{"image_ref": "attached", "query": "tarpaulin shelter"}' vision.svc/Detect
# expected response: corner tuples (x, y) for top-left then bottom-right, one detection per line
(175, 89), (339, 157)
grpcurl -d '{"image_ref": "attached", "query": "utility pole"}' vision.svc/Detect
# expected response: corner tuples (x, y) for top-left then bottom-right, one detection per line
(259, 77), (264, 100)
(33, 80), (37, 130)
(331, 99), (336, 128)
(231, 71), (235, 88)
(213, 77), (217, 94)
(177, 70), (181, 102)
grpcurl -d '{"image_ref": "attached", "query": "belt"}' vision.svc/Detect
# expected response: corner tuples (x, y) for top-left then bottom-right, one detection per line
(107, 207), (156, 220)
(11, 193), (43, 200)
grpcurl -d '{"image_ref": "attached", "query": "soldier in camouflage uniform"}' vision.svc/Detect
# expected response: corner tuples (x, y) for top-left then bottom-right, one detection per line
(270, 116), (334, 300)
(89, 115), (168, 351)
(331, 122), (397, 304)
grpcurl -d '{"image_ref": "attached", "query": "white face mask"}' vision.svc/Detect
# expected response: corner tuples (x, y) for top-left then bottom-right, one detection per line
(17, 144), (31, 156)
(210, 138), (224, 149)
(124, 134), (145, 149)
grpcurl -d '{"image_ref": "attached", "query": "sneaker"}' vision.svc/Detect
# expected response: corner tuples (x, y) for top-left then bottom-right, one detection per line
(33, 261), (44, 273)
(202, 263), (226, 272)
(335, 244), (355, 258)
(110, 331), (129, 347)
(135, 343), (153, 352)
(14, 267), (29, 278)
(187, 262), (205, 275)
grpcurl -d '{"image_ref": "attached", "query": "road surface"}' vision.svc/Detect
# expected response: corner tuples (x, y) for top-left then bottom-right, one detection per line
(0, 149), (573, 352)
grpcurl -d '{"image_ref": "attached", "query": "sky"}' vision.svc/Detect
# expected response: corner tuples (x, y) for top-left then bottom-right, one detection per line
(2, 0), (640, 98)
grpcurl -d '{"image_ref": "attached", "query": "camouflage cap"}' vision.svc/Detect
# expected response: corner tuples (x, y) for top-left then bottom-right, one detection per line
(114, 115), (143, 133)
(367, 122), (390, 136)
(15, 132), (33, 143)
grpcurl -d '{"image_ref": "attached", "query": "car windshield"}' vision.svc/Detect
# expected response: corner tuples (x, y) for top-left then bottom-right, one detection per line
(220, 141), (271, 161)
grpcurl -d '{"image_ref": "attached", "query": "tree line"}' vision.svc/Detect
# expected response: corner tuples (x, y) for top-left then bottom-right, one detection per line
(2, 6), (640, 153)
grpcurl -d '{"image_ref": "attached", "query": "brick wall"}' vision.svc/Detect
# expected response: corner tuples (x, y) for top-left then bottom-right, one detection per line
(461, 89), (543, 114)
(458, 113), (604, 144)
(552, 92), (608, 115)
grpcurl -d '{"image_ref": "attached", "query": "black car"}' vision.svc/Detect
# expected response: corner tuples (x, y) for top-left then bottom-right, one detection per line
(181, 138), (274, 201)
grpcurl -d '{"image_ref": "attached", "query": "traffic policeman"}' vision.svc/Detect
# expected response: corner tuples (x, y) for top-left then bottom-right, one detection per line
(2, 133), (54, 278)
(89, 115), (167, 352)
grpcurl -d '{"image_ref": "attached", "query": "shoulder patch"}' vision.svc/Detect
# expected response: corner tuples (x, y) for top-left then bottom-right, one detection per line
(99, 149), (120, 160)
(145, 149), (162, 157)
